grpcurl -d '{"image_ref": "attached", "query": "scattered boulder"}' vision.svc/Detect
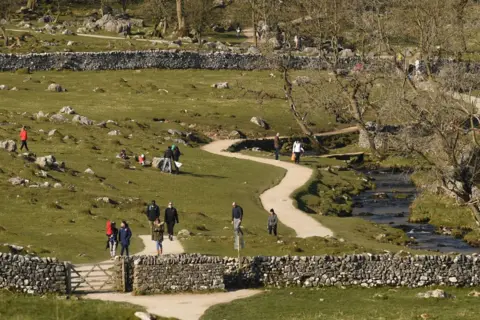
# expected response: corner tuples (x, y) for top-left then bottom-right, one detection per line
(152, 157), (164, 169)
(0, 85), (9, 90)
(216, 41), (229, 51)
(0, 140), (17, 152)
(35, 111), (47, 119)
(303, 47), (320, 56)
(72, 115), (93, 125)
(8, 177), (25, 186)
(35, 155), (56, 169)
(168, 129), (185, 136)
(59, 106), (76, 114)
(10, 87), (18, 91)
(93, 87), (105, 93)
(247, 47), (261, 55)
(468, 290), (480, 297)
(48, 129), (58, 136)
(108, 130), (121, 136)
(53, 183), (62, 188)
(134, 312), (154, 320)
(62, 29), (73, 36)
(47, 83), (66, 92)
(67, 41), (75, 46)
(40, 182), (50, 188)
(177, 229), (191, 238)
(339, 49), (355, 59)
(228, 130), (246, 139)
(268, 37), (282, 50)
(416, 289), (450, 299)
(84, 168), (95, 175)
(211, 82), (229, 89)
(36, 170), (48, 177)
(50, 114), (69, 123)
(293, 76), (311, 86)
(96, 121), (107, 128)
(250, 117), (269, 129)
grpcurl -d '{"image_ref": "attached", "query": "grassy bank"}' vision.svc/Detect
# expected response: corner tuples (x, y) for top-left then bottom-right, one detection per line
(0, 291), (174, 320)
(202, 287), (480, 320)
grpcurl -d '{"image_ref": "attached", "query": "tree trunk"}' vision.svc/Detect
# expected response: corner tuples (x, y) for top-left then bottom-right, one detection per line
(176, 0), (186, 36)
(252, 5), (258, 47)
(27, 0), (36, 10)
(0, 27), (8, 47)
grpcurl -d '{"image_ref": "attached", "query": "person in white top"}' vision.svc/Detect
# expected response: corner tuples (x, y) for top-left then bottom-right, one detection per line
(292, 140), (304, 164)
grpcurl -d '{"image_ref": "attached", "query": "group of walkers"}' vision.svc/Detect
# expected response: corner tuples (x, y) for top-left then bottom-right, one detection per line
(146, 200), (180, 255)
(231, 202), (279, 237)
(118, 144), (182, 174)
(105, 220), (132, 258)
(273, 133), (305, 164)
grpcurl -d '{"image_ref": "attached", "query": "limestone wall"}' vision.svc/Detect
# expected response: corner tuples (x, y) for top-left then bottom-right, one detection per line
(113, 253), (480, 294)
(0, 253), (68, 294)
(0, 50), (335, 72)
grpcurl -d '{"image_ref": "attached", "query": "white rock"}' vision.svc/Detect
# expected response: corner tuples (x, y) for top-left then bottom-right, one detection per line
(134, 312), (153, 320)
(59, 106), (76, 114)
(53, 183), (62, 188)
(108, 130), (121, 136)
(47, 83), (65, 92)
(84, 168), (95, 175)
(48, 129), (57, 136)
(211, 82), (229, 89)
(0, 84), (9, 90)
(67, 41), (75, 46)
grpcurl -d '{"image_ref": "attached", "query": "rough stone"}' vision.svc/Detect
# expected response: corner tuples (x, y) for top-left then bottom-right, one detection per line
(0, 140), (17, 152)
(228, 130), (246, 139)
(48, 129), (58, 136)
(177, 229), (191, 238)
(84, 168), (95, 175)
(72, 115), (93, 125)
(107, 130), (121, 136)
(49, 114), (69, 123)
(211, 82), (229, 89)
(416, 289), (450, 299)
(46, 83), (65, 92)
(250, 117), (269, 129)
(8, 177), (25, 186)
(59, 106), (76, 114)
(0, 84), (8, 90)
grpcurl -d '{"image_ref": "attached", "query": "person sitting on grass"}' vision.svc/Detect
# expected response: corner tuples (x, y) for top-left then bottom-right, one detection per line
(118, 149), (128, 160)
(152, 218), (165, 255)
(138, 154), (146, 166)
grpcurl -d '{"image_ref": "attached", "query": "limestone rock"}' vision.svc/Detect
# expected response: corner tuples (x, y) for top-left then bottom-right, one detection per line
(62, 29), (73, 36)
(211, 82), (229, 89)
(35, 155), (56, 169)
(8, 177), (25, 186)
(108, 130), (121, 136)
(0, 140), (17, 152)
(416, 289), (450, 299)
(48, 129), (58, 136)
(250, 117), (269, 129)
(72, 115), (93, 125)
(177, 229), (191, 238)
(50, 114), (69, 123)
(134, 311), (154, 320)
(168, 129), (184, 136)
(53, 183), (62, 188)
(228, 130), (246, 139)
(59, 106), (76, 114)
(152, 157), (163, 169)
(84, 168), (95, 175)
(47, 83), (65, 92)
(293, 76), (311, 86)
(67, 41), (75, 46)
(0, 85), (9, 90)
(35, 111), (47, 119)
(339, 49), (355, 59)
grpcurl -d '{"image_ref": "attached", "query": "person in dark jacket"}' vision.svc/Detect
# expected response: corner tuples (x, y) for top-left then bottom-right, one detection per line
(109, 222), (119, 258)
(146, 200), (160, 239)
(267, 209), (278, 236)
(273, 133), (281, 160)
(165, 202), (179, 241)
(162, 146), (174, 173)
(152, 218), (165, 255)
(172, 144), (181, 174)
(232, 202), (243, 235)
(119, 221), (132, 257)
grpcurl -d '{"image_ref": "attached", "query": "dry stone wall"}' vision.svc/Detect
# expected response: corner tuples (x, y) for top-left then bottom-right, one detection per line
(0, 253), (68, 294)
(114, 253), (480, 294)
(0, 51), (335, 72)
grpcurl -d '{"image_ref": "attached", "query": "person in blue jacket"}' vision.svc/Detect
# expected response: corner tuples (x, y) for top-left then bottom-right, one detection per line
(119, 220), (132, 257)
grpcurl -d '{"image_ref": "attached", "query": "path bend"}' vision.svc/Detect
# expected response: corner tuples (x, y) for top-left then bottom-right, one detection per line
(201, 139), (334, 238)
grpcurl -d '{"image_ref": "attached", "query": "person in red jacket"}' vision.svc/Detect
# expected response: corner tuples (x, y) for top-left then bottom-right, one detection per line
(105, 220), (112, 250)
(20, 126), (29, 151)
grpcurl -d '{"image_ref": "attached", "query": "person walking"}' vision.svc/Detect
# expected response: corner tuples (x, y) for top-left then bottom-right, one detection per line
(109, 221), (119, 259)
(267, 209), (278, 236)
(172, 144), (181, 174)
(119, 221), (132, 257)
(232, 202), (243, 235)
(152, 218), (165, 255)
(292, 140), (304, 164)
(274, 133), (281, 160)
(162, 146), (174, 173)
(20, 126), (29, 151)
(146, 200), (160, 239)
(165, 202), (179, 241)
(105, 220), (113, 250)
(236, 26), (241, 39)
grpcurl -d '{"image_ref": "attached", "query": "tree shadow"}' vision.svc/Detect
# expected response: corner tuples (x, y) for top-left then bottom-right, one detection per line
(180, 172), (226, 179)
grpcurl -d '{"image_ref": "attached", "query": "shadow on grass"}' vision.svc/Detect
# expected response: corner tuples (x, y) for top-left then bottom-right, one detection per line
(180, 172), (226, 179)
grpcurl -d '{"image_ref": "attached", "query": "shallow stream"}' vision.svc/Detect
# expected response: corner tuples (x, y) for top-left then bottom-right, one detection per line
(351, 171), (477, 254)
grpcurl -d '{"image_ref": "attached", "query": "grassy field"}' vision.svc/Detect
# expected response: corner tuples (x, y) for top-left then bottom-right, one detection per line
(0, 69), (337, 138)
(0, 291), (175, 320)
(202, 287), (480, 320)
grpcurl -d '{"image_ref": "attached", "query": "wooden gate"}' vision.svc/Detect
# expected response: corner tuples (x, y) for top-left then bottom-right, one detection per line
(69, 261), (117, 293)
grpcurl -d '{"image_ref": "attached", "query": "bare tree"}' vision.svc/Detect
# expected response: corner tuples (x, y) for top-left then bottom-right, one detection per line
(184, 0), (217, 44)
(176, 0), (187, 36)
(140, 0), (174, 37)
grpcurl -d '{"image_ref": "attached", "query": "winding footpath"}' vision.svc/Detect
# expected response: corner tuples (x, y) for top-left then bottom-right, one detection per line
(85, 130), (363, 319)
(202, 139), (334, 238)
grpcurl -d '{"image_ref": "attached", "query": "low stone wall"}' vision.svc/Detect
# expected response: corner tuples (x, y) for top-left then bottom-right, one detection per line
(114, 253), (480, 293)
(0, 253), (68, 294)
(0, 50), (339, 72)
(133, 255), (225, 294)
